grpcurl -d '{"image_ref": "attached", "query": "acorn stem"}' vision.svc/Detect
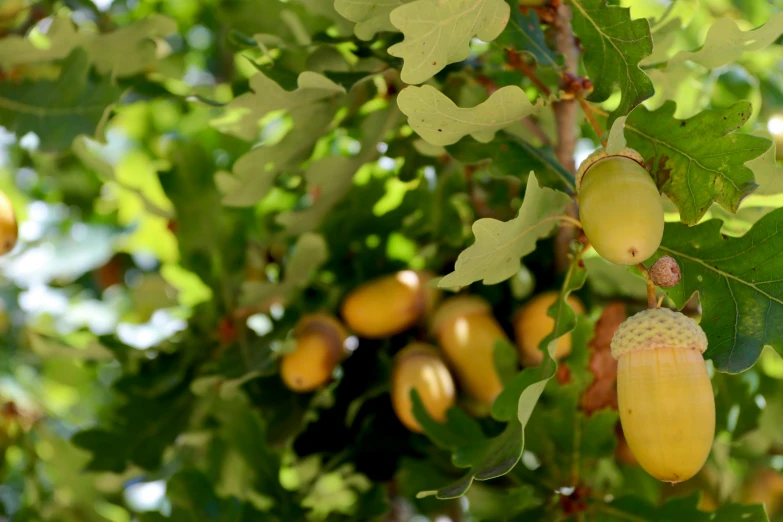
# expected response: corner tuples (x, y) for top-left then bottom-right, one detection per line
(558, 215), (583, 229)
(637, 263), (658, 309)
(576, 94), (606, 147)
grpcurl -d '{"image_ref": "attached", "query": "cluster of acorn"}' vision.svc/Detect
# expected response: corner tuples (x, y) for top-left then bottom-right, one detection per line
(280, 269), (581, 433)
(280, 147), (715, 485)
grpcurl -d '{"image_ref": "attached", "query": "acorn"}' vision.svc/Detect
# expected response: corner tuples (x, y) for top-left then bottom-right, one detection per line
(513, 291), (584, 366)
(577, 148), (664, 265)
(611, 308), (714, 483)
(341, 271), (439, 338)
(430, 296), (508, 406)
(391, 343), (456, 432)
(280, 314), (348, 392)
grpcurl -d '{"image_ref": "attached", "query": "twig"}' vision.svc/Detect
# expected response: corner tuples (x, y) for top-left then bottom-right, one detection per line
(576, 94), (606, 147)
(506, 49), (552, 97)
(637, 263), (658, 309)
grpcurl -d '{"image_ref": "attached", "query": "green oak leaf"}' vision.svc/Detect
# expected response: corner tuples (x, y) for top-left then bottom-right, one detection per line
(398, 85), (538, 146)
(624, 101), (771, 225)
(640, 0), (700, 66)
(417, 250), (586, 499)
(217, 102), (338, 206)
(669, 12), (783, 70)
(587, 493), (767, 521)
(334, 0), (410, 40)
(495, 0), (558, 67)
(657, 208), (783, 373)
(439, 173), (570, 288)
(0, 48), (121, 151)
(277, 106), (401, 234)
(445, 133), (576, 194)
(568, 0), (654, 127)
(211, 70), (345, 141)
(240, 233), (328, 307)
(388, 0), (510, 84)
(0, 14), (176, 77)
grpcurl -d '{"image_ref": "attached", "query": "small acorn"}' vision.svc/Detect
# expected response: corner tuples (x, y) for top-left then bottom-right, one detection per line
(577, 148), (664, 265)
(341, 271), (439, 338)
(391, 343), (456, 432)
(611, 308), (715, 483)
(430, 296), (508, 407)
(280, 314), (348, 392)
(513, 291), (584, 366)
(649, 256), (681, 288)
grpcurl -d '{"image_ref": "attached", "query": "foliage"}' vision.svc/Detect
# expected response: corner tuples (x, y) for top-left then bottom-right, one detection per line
(0, 0), (783, 521)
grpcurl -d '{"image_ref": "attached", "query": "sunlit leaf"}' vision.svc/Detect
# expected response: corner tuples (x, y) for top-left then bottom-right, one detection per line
(397, 85), (539, 146)
(439, 173), (570, 288)
(388, 0), (510, 84)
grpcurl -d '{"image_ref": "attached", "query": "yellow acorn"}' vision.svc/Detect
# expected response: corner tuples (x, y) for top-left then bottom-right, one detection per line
(430, 296), (508, 406)
(611, 308), (715, 483)
(577, 148), (664, 265)
(391, 343), (456, 432)
(0, 191), (17, 256)
(341, 271), (439, 338)
(513, 291), (584, 366)
(281, 314), (348, 392)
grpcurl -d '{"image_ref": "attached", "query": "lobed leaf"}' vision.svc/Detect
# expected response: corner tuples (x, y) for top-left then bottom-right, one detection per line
(334, 0), (410, 40)
(624, 101), (771, 225)
(495, 0), (558, 67)
(0, 49), (120, 151)
(568, 0), (654, 127)
(669, 12), (783, 70)
(439, 173), (570, 288)
(0, 14), (176, 77)
(388, 0), (510, 84)
(398, 85), (538, 146)
(658, 207), (783, 373)
(211, 70), (345, 141)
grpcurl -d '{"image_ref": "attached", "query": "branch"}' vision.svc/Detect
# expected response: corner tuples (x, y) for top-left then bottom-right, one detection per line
(553, 2), (580, 271)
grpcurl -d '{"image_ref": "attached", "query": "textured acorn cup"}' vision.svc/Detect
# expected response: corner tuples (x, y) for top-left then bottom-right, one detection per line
(577, 148), (664, 266)
(341, 270), (440, 338)
(280, 314), (348, 392)
(513, 291), (584, 366)
(0, 191), (18, 256)
(391, 343), (456, 432)
(430, 295), (506, 406)
(611, 308), (714, 483)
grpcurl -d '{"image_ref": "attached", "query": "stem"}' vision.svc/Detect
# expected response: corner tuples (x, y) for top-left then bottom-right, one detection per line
(576, 94), (606, 147)
(557, 215), (583, 229)
(637, 263), (658, 309)
(506, 49), (552, 97)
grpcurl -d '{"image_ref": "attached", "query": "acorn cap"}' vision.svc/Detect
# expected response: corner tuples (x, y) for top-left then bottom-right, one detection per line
(430, 295), (491, 336)
(576, 147), (646, 190)
(610, 308), (707, 359)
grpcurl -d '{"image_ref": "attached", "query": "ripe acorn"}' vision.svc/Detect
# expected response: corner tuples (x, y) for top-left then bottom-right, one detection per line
(577, 148), (664, 265)
(513, 291), (585, 366)
(341, 271), (439, 338)
(430, 296), (508, 406)
(0, 191), (17, 256)
(391, 343), (456, 432)
(611, 308), (715, 483)
(280, 314), (348, 392)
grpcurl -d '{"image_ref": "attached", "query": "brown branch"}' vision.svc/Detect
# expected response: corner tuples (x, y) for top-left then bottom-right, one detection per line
(553, 2), (580, 271)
